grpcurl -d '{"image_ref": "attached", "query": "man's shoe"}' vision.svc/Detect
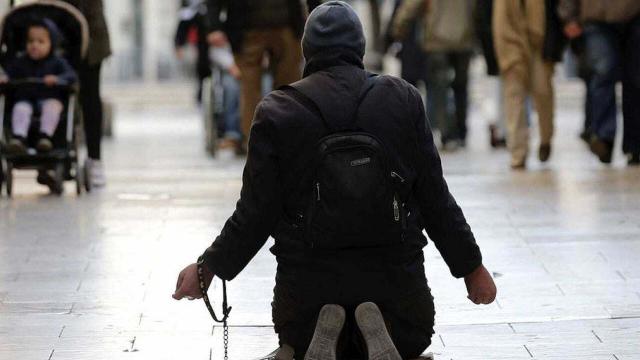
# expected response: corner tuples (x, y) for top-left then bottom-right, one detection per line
(589, 136), (613, 164)
(628, 153), (640, 166)
(304, 304), (345, 360)
(6, 137), (27, 155)
(260, 345), (294, 360)
(86, 158), (106, 187)
(355, 302), (402, 360)
(36, 135), (53, 153)
(538, 144), (551, 162)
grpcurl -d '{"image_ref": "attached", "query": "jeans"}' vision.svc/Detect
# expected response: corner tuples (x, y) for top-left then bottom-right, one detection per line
(221, 73), (241, 140)
(584, 17), (640, 154)
(425, 51), (471, 143)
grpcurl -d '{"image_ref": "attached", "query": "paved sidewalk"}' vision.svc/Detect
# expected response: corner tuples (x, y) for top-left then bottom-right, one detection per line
(1, 81), (639, 360)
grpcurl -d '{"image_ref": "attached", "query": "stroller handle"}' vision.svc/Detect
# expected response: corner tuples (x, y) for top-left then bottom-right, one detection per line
(0, 78), (78, 93)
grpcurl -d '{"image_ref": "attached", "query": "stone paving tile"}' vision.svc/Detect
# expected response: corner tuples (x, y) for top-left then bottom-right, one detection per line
(1, 80), (640, 359)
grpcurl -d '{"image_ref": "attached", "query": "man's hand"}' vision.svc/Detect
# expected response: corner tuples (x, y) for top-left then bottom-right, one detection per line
(0, 75), (8, 84)
(172, 263), (214, 300)
(464, 264), (497, 305)
(207, 31), (228, 47)
(564, 21), (583, 39)
(44, 75), (58, 86)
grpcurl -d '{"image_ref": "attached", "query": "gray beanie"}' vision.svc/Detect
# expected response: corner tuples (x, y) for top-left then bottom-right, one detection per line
(302, 1), (366, 60)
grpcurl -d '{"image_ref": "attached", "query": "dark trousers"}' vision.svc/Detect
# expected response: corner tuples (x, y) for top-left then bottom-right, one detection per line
(272, 282), (435, 359)
(425, 51), (471, 143)
(584, 17), (640, 154)
(79, 63), (104, 160)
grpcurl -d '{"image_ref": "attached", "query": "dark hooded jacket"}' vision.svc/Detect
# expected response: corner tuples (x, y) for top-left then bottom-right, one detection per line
(202, 1), (482, 297)
(5, 19), (78, 101)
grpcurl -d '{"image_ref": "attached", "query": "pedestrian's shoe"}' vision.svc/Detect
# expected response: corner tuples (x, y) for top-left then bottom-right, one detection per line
(354, 302), (402, 360)
(628, 153), (640, 166)
(304, 304), (346, 360)
(538, 143), (551, 163)
(489, 124), (506, 148)
(589, 136), (613, 164)
(36, 134), (53, 153)
(6, 136), (27, 155)
(510, 158), (526, 170)
(86, 158), (106, 187)
(579, 129), (591, 145)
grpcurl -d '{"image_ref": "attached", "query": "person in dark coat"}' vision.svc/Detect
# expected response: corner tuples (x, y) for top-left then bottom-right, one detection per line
(175, 0), (212, 103)
(61, 0), (111, 186)
(174, 2), (496, 359)
(205, 0), (306, 151)
(1, 19), (77, 154)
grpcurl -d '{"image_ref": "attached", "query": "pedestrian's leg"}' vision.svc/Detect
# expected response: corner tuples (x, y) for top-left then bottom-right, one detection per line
(425, 52), (451, 144)
(271, 28), (303, 89)
(584, 24), (620, 146)
(503, 65), (529, 168)
(451, 51), (472, 143)
(622, 17), (640, 160)
(80, 62), (104, 160)
(39, 99), (64, 137)
(530, 50), (555, 162)
(234, 31), (267, 144)
(11, 101), (33, 138)
(221, 73), (242, 141)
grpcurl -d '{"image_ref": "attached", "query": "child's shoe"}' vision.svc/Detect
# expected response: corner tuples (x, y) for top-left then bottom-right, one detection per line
(6, 136), (27, 155)
(36, 134), (53, 153)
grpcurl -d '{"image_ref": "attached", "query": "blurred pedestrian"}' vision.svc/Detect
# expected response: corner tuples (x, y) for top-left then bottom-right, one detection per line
(174, 0), (211, 103)
(393, 0), (475, 150)
(558, 0), (640, 165)
(386, 0), (429, 89)
(205, 0), (305, 153)
(476, 0), (507, 149)
(493, 0), (565, 169)
(62, 0), (111, 185)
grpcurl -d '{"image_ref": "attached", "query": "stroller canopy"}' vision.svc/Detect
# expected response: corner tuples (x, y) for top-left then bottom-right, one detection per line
(0, 0), (89, 70)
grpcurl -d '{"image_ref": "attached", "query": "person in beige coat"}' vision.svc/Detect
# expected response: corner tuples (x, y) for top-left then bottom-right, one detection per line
(493, 0), (565, 169)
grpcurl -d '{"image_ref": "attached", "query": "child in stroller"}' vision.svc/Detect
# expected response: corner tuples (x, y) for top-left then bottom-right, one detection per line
(0, 18), (77, 154)
(0, 1), (89, 196)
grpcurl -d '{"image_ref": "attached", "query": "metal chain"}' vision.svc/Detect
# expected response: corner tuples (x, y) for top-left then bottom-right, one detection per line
(223, 321), (229, 360)
(197, 256), (232, 360)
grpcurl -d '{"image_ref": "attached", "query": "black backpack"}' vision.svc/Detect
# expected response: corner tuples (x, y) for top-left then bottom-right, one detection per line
(283, 75), (407, 250)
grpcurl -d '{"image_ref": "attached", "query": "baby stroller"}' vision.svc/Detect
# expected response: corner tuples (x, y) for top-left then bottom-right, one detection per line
(0, 0), (91, 197)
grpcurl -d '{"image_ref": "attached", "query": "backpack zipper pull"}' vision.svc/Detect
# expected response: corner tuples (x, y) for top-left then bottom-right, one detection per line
(393, 196), (400, 221)
(391, 171), (405, 183)
(316, 182), (321, 201)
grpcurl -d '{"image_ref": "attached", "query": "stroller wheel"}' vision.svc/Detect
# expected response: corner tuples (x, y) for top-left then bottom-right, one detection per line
(51, 163), (65, 196)
(6, 162), (13, 197)
(74, 159), (83, 196)
(84, 164), (92, 193)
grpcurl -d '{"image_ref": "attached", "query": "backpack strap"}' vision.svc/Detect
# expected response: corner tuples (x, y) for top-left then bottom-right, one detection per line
(281, 74), (379, 133)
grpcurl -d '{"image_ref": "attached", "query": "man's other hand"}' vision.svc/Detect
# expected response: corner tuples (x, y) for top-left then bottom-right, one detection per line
(172, 263), (213, 300)
(464, 264), (497, 305)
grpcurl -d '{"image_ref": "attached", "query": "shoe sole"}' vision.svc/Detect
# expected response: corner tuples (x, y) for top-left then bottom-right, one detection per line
(355, 302), (402, 360)
(304, 304), (345, 360)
